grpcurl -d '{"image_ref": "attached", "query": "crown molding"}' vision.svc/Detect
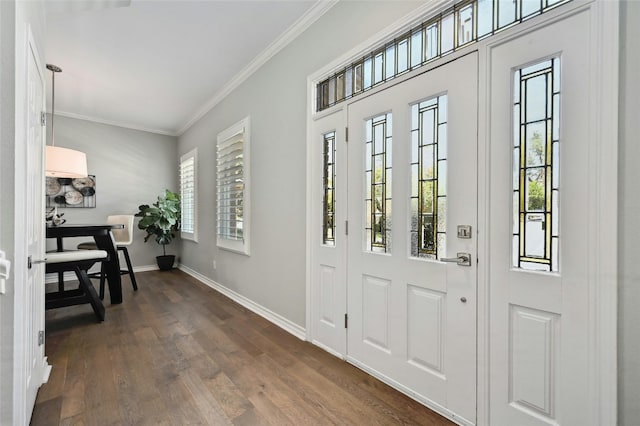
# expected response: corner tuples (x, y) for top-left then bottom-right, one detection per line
(176, 0), (339, 136)
(46, 0), (131, 15)
(54, 110), (178, 137)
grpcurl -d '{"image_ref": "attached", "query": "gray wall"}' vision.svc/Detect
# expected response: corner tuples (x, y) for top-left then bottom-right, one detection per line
(618, 1), (640, 424)
(47, 115), (180, 267)
(0, 2), (17, 424)
(178, 1), (425, 328)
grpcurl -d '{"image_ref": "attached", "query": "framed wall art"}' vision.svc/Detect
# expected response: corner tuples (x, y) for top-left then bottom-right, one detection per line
(46, 175), (96, 208)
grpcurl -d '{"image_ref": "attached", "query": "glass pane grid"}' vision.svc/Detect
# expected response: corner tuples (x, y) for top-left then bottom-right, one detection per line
(323, 132), (336, 246)
(365, 114), (392, 253)
(410, 96), (447, 260)
(513, 57), (559, 272)
(316, 0), (571, 111)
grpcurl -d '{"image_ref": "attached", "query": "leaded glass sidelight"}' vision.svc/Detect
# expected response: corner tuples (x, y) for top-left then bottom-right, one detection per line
(410, 95), (447, 259)
(365, 114), (392, 253)
(323, 131), (336, 246)
(513, 57), (560, 272)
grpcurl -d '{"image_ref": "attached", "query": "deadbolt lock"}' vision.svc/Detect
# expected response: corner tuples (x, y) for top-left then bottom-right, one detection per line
(457, 225), (472, 239)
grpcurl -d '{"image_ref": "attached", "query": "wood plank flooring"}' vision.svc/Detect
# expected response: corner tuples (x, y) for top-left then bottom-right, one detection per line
(32, 270), (454, 426)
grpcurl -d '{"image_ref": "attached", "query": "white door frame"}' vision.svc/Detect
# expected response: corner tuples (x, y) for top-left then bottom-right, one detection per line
(306, 1), (618, 424)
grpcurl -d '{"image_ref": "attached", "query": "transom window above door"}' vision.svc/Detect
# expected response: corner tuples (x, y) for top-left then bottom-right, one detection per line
(316, 0), (571, 112)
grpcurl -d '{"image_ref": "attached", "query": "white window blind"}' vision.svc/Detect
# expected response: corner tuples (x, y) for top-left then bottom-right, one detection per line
(217, 117), (250, 255)
(180, 148), (197, 241)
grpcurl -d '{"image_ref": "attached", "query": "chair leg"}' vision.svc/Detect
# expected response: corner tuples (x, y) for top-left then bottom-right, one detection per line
(99, 262), (106, 300)
(121, 247), (138, 291)
(75, 267), (105, 322)
(57, 271), (65, 292)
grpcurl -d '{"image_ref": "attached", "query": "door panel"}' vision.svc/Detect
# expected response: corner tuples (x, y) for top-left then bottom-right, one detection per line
(347, 53), (478, 422)
(362, 275), (391, 352)
(489, 10), (592, 426)
(310, 110), (347, 356)
(406, 285), (445, 374)
(318, 265), (338, 327)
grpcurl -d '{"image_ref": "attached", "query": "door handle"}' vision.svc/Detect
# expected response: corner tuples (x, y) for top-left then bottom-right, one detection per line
(440, 252), (471, 266)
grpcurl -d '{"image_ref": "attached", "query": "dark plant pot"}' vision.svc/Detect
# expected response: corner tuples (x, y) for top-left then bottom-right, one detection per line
(156, 255), (175, 271)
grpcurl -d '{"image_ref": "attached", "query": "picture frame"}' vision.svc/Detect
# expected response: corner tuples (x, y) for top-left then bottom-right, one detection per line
(46, 175), (96, 208)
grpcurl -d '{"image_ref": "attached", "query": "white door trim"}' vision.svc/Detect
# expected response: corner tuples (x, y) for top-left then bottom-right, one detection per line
(12, 21), (29, 426)
(587, 2), (619, 423)
(305, 2), (618, 425)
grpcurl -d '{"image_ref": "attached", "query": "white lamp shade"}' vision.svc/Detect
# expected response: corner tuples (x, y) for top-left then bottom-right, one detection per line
(45, 146), (88, 178)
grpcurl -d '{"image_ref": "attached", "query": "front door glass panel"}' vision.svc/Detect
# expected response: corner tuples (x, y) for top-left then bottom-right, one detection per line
(410, 95), (448, 260)
(365, 113), (393, 253)
(512, 57), (560, 272)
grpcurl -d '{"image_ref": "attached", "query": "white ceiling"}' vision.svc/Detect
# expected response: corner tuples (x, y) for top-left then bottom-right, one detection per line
(45, 0), (329, 136)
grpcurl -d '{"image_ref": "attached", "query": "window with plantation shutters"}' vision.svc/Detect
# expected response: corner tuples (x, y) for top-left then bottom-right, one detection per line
(180, 148), (197, 241)
(216, 117), (250, 255)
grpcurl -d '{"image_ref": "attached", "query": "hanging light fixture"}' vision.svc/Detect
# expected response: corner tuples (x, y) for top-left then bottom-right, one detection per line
(45, 64), (88, 178)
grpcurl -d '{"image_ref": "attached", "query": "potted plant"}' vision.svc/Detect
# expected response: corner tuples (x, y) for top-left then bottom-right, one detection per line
(135, 189), (181, 270)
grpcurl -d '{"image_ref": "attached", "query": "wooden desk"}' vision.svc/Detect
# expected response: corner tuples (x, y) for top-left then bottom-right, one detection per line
(46, 224), (124, 304)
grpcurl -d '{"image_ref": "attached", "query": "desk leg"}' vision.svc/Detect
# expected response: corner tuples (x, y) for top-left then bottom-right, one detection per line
(93, 233), (123, 304)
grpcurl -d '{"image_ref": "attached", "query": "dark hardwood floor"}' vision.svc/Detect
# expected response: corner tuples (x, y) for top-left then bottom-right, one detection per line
(32, 270), (454, 426)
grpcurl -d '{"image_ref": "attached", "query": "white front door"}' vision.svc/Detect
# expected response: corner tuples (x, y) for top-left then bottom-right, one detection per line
(488, 9), (598, 426)
(346, 52), (478, 423)
(24, 34), (47, 415)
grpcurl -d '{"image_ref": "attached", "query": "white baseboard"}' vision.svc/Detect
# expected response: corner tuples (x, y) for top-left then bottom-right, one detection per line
(178, 264), (307, 341)
(45, 264), (158, 283)
(133, 264), (159, 272)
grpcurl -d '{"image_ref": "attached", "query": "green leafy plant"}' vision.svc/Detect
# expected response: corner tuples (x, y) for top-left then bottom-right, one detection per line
(135, 189), (181, 256)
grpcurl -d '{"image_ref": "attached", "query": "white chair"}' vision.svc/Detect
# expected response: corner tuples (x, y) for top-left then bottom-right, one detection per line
(78, 215), (138, 299)
(45, 250), (108, 321)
